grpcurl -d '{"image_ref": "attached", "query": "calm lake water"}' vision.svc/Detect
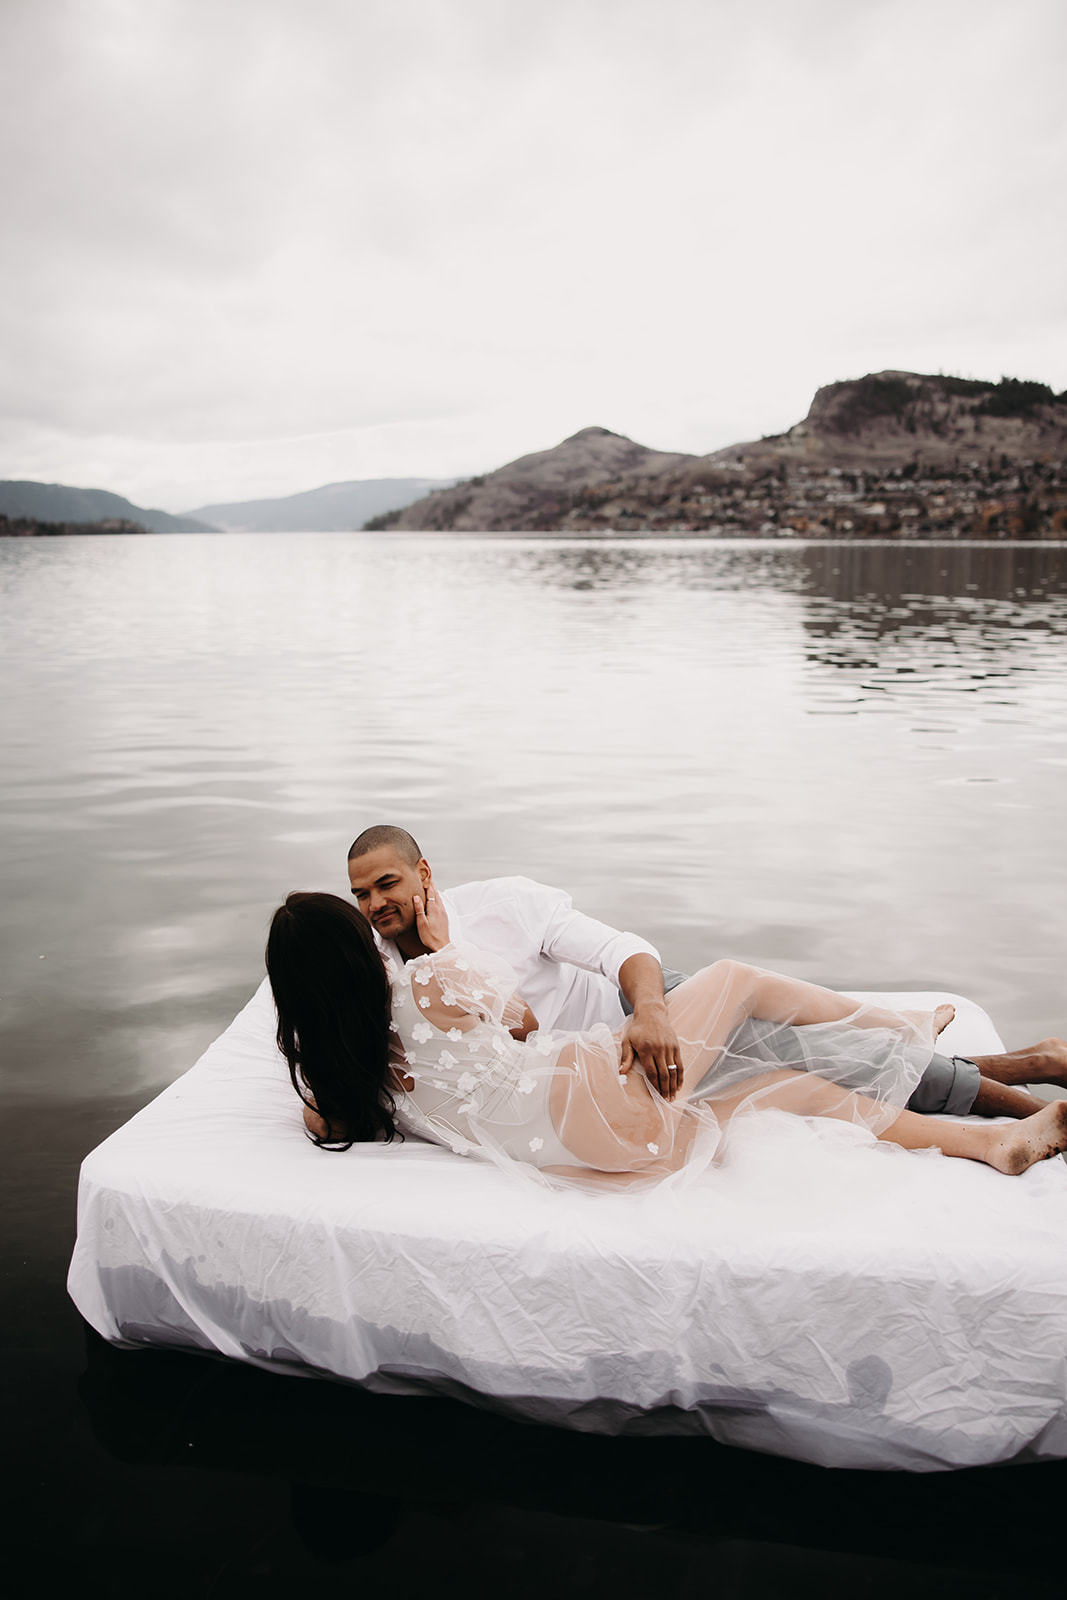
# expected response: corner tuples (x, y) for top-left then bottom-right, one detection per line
(4, 532), (1067, 1593)
(2, 533), (1066, 1107)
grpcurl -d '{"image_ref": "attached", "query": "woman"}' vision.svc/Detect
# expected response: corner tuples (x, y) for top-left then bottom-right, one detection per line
(266, 889), (1067, 1185)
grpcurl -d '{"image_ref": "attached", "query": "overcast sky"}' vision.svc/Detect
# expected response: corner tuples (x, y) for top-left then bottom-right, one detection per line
(1, 0), (1064, 510)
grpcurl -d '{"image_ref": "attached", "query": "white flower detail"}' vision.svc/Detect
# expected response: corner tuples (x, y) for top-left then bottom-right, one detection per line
(534, 1035), (554, 1056)
(491, 1035), (506, 1055)
(447, 1027), (463, 1041)
(412, 1022), (433, 1043)
(472, 989), (484, 1000)
(618, 1073), (628, 1086)
(454, 958), (469, 971)
(529, 1137), (544, 1153)
(457, 1071), (477, 1094)
(518, 1074), (536, 1095)
(389, 1021), (399, 1033)
(468, 1042), (480, 1054)
(418, 997), (431, 1010)
(647, 1142), (659, 1155)
(432, 1080), (449, 1090)
(413, 966), (431, 985)
(450, 1140), (469, 1155)
(459, 1100), (477, 1116)
(438, 1050), (458, 1068)
(404, 1050), (417, 1064)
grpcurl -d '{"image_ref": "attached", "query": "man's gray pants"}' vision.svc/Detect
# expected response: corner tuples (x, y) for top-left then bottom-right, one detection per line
(621, 967), (981, 1116)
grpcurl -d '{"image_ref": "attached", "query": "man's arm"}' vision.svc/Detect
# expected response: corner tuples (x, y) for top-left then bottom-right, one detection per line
(525, 879), (682, 1097)
(617, 953), (683, 1100)
(534, 884), (662, 982)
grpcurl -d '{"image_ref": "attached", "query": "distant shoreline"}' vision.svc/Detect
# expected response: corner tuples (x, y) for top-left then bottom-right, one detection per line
(0, 512), (149, 538)
(5, 523), (1064, 548)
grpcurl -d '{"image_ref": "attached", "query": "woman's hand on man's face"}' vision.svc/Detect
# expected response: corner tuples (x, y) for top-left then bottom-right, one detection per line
(413, 881), (451, 952)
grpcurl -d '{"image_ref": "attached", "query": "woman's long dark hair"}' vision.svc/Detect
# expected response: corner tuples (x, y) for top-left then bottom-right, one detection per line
(266, 891), (399, 1150)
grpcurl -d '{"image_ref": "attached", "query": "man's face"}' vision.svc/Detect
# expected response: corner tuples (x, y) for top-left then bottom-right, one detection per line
(347, 846), (429, 942)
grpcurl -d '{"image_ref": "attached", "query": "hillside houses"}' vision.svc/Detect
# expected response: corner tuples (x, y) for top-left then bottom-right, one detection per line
(547, 458), (1067, 539)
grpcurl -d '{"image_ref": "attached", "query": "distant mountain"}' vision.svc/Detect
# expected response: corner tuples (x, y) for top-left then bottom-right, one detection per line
(0, 480), (216, 533)
(184, 477), (457, 532)
(386, 374), (1067, 535)
(388, 428), (696, 531)
(12, 372), (1064, 543)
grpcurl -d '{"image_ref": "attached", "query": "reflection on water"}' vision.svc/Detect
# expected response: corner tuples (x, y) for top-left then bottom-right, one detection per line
(67, 1327), (1064, 1593)
(797, 543), (1067, 701)
(4, 534), (1066, 1592)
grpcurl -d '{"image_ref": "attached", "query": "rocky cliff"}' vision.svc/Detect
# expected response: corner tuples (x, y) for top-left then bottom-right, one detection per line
(714, 372), (1067, 471)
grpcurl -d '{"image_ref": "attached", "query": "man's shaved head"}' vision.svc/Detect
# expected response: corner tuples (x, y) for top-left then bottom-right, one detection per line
(348, 824), (422, 866)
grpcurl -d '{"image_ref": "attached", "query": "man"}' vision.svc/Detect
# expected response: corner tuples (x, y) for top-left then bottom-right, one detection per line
(337, 823), (1067, 1129)
(347, 824), (682, 1097)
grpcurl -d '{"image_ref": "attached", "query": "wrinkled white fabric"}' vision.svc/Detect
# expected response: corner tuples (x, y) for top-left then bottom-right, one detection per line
(390, 943), (935, 1188)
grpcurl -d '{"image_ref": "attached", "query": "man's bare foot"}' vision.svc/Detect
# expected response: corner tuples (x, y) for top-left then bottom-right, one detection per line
(986, 1101), (1067, 1175)
(933, 1003), (955, 1039)
(1041, 1037), (1067, 1086)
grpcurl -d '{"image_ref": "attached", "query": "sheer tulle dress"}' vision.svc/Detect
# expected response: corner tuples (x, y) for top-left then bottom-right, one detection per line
(386, 943), (940, 1188)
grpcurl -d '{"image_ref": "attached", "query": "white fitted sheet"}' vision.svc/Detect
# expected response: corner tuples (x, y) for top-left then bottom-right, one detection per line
(67, 979), (1067, 1472)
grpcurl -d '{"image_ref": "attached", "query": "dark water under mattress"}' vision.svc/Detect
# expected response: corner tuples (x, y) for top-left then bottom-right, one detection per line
(4, 534), (1067, 1594)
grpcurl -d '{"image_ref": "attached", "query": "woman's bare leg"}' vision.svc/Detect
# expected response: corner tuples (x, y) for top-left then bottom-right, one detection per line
(880, 1101), (1067, 1173)
(706, 1066), (1067, 1174)
(665, 960), (946, 1100)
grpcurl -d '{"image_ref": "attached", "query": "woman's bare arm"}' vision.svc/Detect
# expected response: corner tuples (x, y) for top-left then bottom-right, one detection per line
(302, 1099), (331, 1139)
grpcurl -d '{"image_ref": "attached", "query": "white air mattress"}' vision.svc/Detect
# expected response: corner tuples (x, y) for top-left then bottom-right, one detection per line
(68, 980), (1067, 1472)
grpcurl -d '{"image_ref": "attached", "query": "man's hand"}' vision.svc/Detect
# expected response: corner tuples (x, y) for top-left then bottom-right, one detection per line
(617, 952), (684, 1099)
(620, 1005), (683, 1100)
(413, 880), (451, 952)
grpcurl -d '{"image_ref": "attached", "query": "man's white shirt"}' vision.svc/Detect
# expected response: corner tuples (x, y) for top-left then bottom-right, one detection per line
(377, 875), (661, 1032)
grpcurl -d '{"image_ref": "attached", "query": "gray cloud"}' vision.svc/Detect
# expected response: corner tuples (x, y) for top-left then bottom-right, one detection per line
(1, 0), (1064, 507)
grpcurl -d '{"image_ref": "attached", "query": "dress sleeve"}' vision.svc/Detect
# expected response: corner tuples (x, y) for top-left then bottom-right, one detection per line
(409, 943), (526, 1030)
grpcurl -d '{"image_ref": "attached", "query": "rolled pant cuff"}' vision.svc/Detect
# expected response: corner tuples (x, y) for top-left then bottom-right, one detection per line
(906, 1053), (981, 1116)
